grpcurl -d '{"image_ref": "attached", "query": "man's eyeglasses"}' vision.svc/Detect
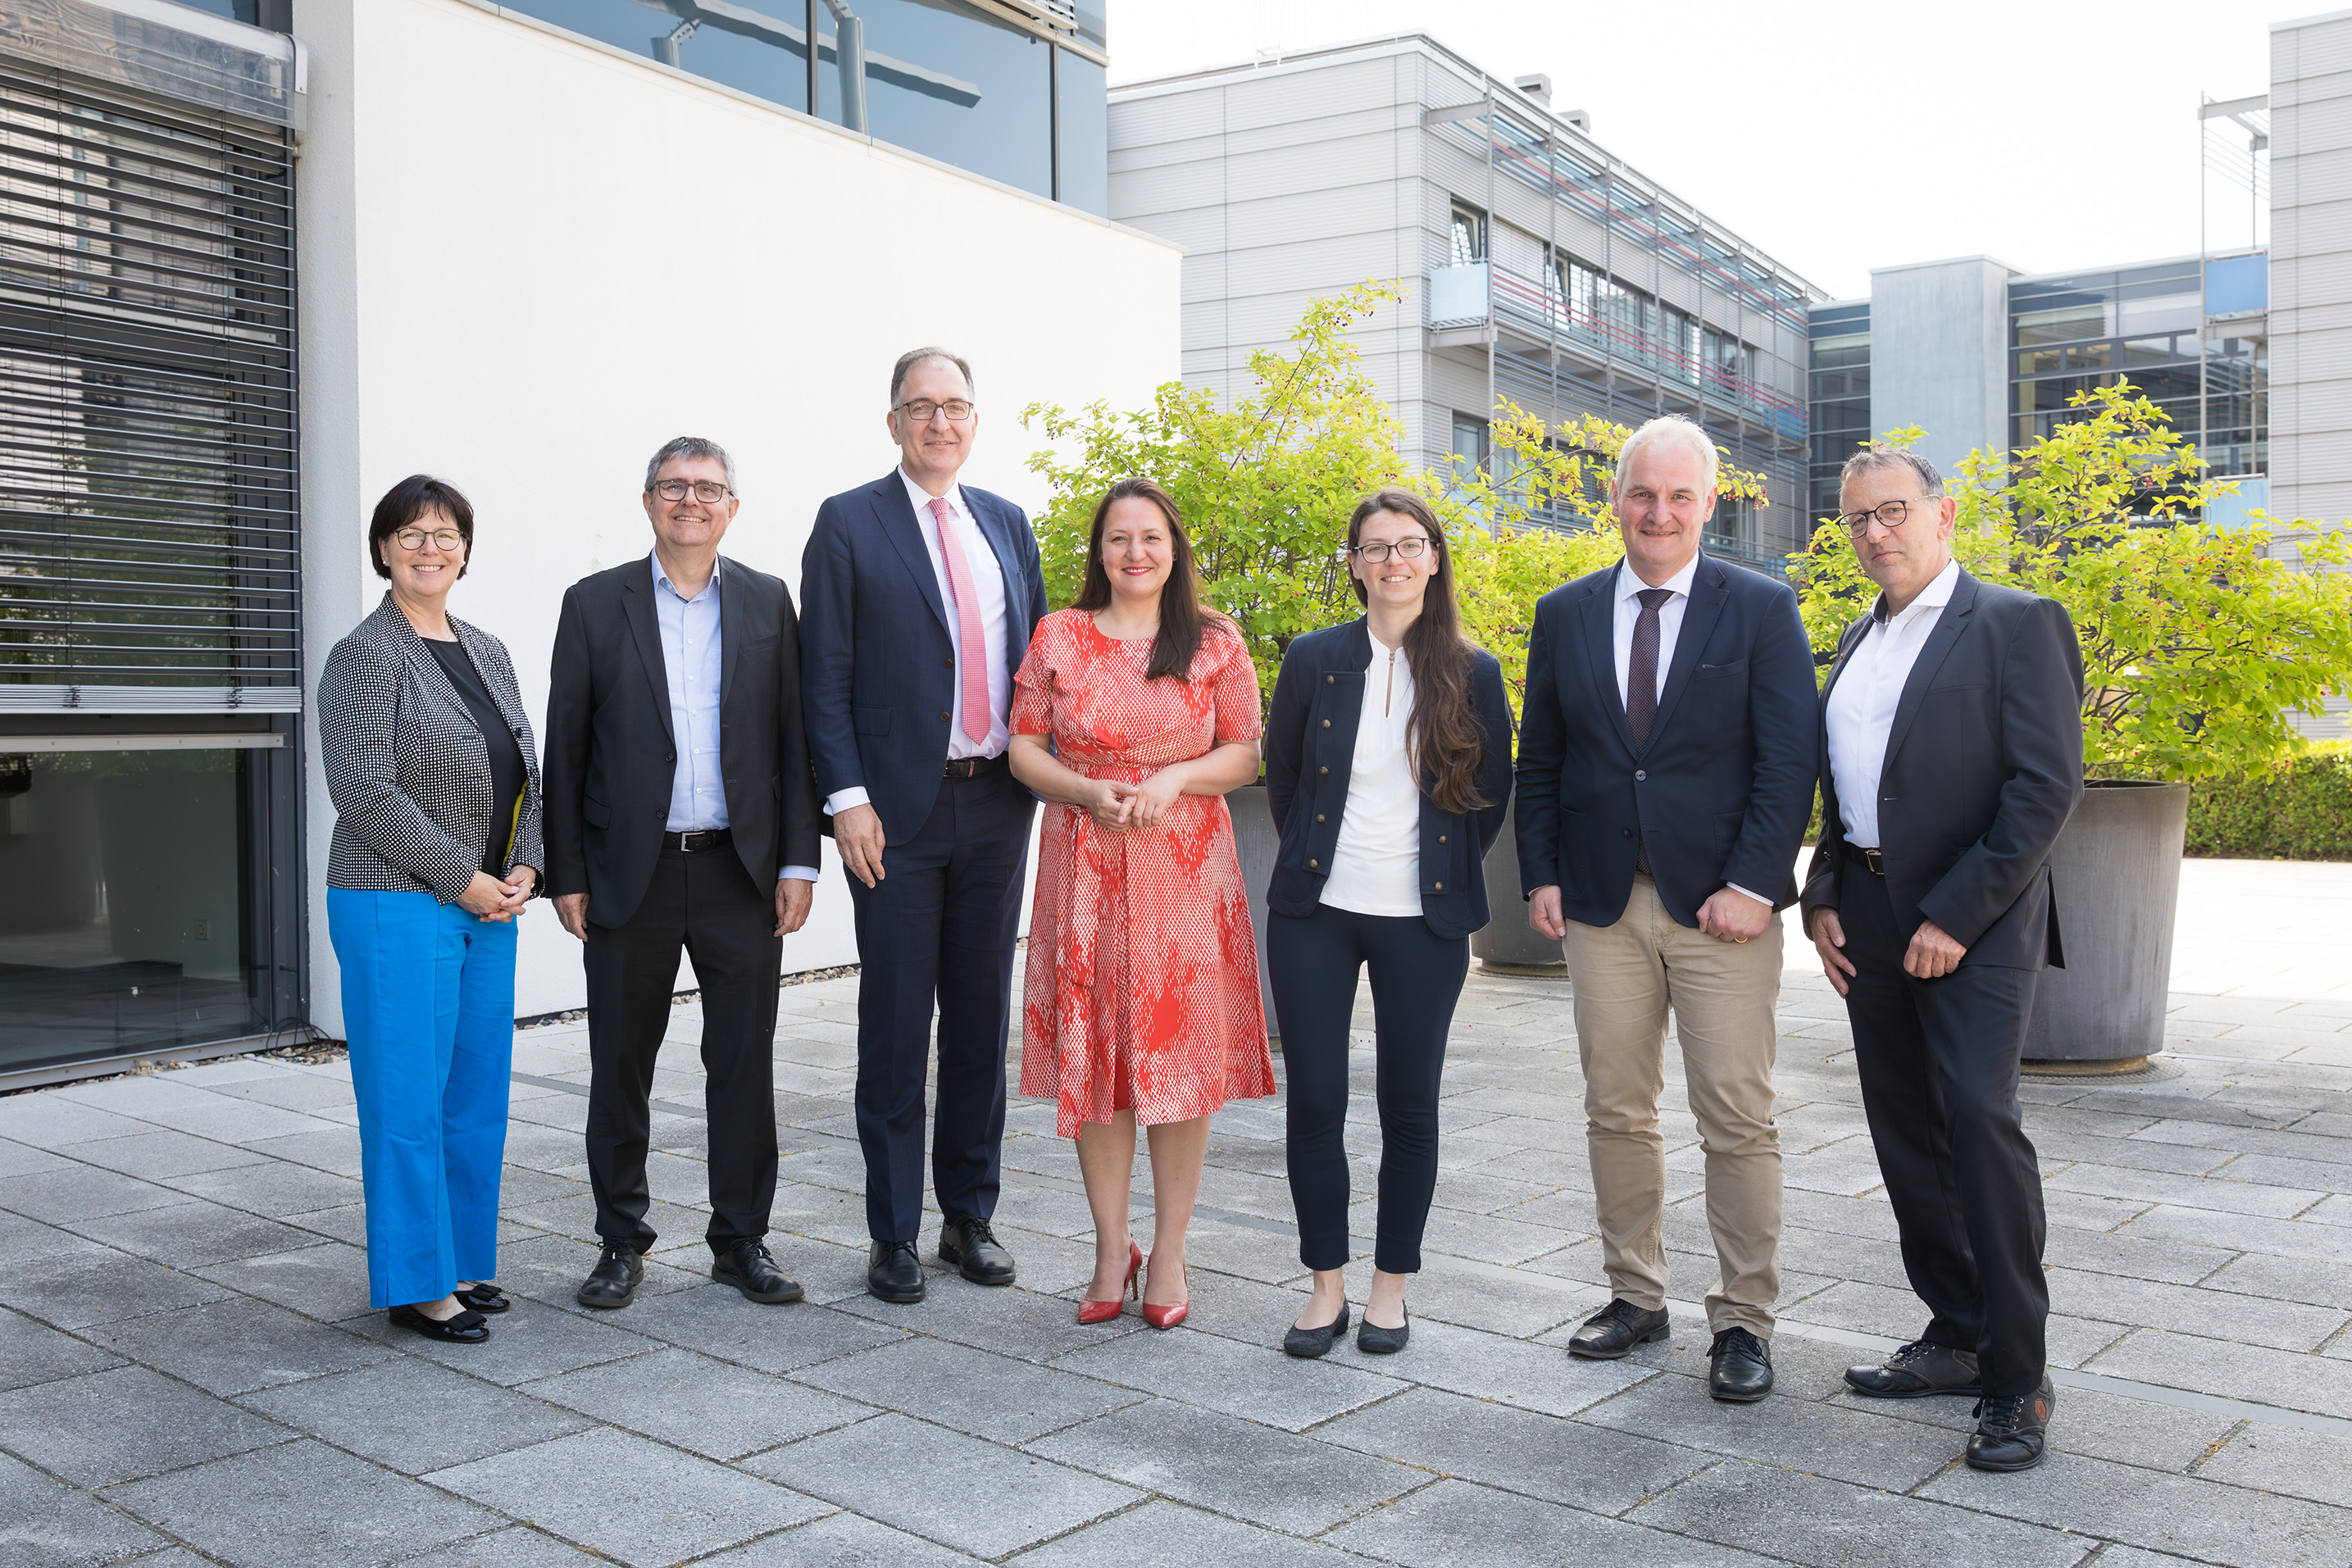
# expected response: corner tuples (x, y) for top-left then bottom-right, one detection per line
(894, 398), (975, 423)
(393, 528), (464, 552)
(1349, 536), (1435, 564)
(1838, 497), (1937, 537)
(650, 479), (733, 503)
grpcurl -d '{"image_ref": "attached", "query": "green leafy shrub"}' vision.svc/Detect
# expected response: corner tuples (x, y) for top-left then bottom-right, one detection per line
(2186, 743), (2352, 860)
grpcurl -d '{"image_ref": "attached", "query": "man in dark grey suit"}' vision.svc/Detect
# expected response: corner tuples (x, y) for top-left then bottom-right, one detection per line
(1802, 447), (2084, 1472)
(544, 437), (822, 1311)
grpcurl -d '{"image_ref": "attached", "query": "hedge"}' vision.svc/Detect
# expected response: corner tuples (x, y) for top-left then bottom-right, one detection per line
(2186, 742), (2352, 861)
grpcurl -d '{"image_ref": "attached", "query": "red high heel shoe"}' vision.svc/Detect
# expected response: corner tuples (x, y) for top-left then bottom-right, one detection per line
(1140, 1252), (1189, 1330)
(1076, 1240), (1141, 1325)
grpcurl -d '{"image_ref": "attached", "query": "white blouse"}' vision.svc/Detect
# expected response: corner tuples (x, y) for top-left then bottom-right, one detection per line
(1319, 632), (1423, 918)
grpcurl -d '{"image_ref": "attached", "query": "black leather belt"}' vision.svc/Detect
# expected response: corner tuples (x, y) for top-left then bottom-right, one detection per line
(1842, 843), (1886, 876)
(666, 827), (733, 853)
(943, 753), (1009, 780)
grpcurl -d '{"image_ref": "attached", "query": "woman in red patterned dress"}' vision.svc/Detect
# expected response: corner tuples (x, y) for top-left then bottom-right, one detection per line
(1008, 478), (1272, 1329)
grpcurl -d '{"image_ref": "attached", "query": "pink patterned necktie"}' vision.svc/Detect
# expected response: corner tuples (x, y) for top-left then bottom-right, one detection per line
(929, 496), (991, 745)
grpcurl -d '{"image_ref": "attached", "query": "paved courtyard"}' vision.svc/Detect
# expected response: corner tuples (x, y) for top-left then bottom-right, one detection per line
(3, 857), (2350, 1568)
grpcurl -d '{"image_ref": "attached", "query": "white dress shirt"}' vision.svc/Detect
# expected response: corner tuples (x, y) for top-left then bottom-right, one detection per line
(1612, 553), (1767, 907)
(821, 469), (1012, 818)
(1320, 631), (1422, 917)
(651, 552), (817, 883)
(1825, 557), (1962, 850)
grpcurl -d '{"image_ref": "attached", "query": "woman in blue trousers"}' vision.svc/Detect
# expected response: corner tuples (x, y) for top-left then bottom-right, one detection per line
(319, 475), (543, 1343)
(1264, 489), (1513, 1357)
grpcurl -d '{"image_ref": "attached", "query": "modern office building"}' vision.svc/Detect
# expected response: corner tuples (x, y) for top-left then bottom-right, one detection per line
(1108, 35), (1827, 575)
(0, 0), (1176, 1086)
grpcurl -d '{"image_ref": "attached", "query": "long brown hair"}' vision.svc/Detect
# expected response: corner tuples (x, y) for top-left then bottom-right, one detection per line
(1073, 478), (1226, 681)
(1348, 489), (1488, 814)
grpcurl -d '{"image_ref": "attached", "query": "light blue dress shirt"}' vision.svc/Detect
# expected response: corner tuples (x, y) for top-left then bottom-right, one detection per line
(650, 552), (817, 884)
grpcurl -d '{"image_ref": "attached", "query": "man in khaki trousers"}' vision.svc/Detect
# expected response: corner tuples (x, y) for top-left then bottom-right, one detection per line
(1514, 416), (1820, 1402)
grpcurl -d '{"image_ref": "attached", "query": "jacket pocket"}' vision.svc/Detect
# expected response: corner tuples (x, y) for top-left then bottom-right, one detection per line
(854, 705), (891, 736)
(583, 794), (612, 829)
(1695, 660), (1747, 680)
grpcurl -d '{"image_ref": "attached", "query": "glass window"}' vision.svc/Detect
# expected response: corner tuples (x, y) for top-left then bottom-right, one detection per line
(2068, 343), (2112, 370)
(2117, 292), (2199, 337)
(2122, 337), (2180, 365)
(517, 0), (811, 113)
(1450, 203), (1488, 265)
(1451, 413), (1490, 478)
(1055, 51), (1108, 216)
(2017, 348), (2062, 375)
(2014, 304), (2107, 345)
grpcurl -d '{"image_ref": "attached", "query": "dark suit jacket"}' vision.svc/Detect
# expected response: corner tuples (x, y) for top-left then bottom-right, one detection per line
(542, 552), (821, 929)
(1799, 569), (2085, 970)
(1514, 552), (1819, 928)
(1264, 619), (1515, 940)
(798, 471), (1049, 843)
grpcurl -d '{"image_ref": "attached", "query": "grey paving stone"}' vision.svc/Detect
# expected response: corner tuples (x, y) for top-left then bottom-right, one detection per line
(1318, 1384), (1705, 1514)
(616, 1284), (910, 1373)
(66, 1198), (328, 1270)
(2040, 1225), (2236, 1286)
(1322, 1476), (1782, 1568)
(239, 1124), (366, 1178)
(0, 1304), (122, 1392)
(487, 1232), (712, 1310)
(67, 1131), (269, 1181)
(0, 1137), (70, 1178)
(0, 1094), (151, 1148)
(1377, 1252), (1592, 1338)
(1312, 1311), (1655, 1417)
(0, 1449), (167, 1567)
(280, 1202), (371, 1247)
(0, 1209), (103, 1270)
(342, 1296), (656, 1387)
(2046, 1161), (2327, 1219)
(2045, 1267), (2349, 1351)
(792, 1334), (1136, 1444)
(1921, 1449), (2352, 1568)
(1027, 1398), (1421, 1535)
(83, 1294), (391, 1396)
(346, 1525), (606, 1566)
(2124, 1205), (2352, 1265)
(427, 1426), (825, 1568)
(524, 1345), (871, 1459)
(238, 1356), (595, 1474)
(2086, 1327), (2352, 1416)
(0, 1365), (289, 1487)
(697, 1511), (985, 1566)
(1824, 1379), (2237, 1474)
(190, 1240), (375, 1323)
(2194, 1422), (2352, 1508)
(0, 1166), (192, 1225)
(209, 1071), (357, 1112)
(2200, 1251), (2352, 1309)
(1632, 1458), (2092, 1568)
(831, 1275), (1146, 1363)
(1008, 1499), (1369, 1566)
(162, 1158), (365, 1217)
(745, 1413), (1141, 1558)
(104, 1438), (503, 1568)
(1782, 1279), (2127, 1367)
(4, 1243), (239, 1329)
(1050, 1319), (1402, 1432)
(1577, 1371), (1963, 1489)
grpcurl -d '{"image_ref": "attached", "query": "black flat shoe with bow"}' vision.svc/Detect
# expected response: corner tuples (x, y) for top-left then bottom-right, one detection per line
(453, 1283), (509, 1315)
(389, 1303), (489, 1343)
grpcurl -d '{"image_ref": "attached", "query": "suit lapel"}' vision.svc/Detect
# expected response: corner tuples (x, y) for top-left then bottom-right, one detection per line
(875, 472), (952, 635)
(967, 490), (1029, 670)
(1579, 565), (1640, 760)
(620, 566), (676, 744)
(1880, 568), (1977, 777)
(717, 555), (744, 712)
(1813, 611), (1873, 842)
(1642, 553), (1728, 752)
(450, 618), (521, 738)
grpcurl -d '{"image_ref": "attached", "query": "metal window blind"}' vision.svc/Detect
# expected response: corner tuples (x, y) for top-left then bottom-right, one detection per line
(0, 53), (296, 709)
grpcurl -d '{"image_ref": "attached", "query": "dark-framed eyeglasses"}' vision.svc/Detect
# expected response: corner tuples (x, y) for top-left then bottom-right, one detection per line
(1838, 497), (1936, 537)
(1349, 536), (1434, 564)
(650, 479), (733, 503)
(393, 527), (464, 552)
(894, 398), (975, 423)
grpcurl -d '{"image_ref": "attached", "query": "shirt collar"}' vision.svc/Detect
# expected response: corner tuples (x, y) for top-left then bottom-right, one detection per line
(1617, 551), (1701, 605)
(900, 467), (967, 522)
(649, 548), (721, 601)
(1874, 557), (1960, 625)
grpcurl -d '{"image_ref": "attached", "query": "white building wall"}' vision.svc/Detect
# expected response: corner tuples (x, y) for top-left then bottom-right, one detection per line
(2272, 9), (2352, 526)
(294, 0), (1181, 1032)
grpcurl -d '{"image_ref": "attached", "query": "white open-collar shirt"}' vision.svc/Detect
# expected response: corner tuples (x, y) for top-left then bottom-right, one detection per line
(1825, 557), (1962, 850)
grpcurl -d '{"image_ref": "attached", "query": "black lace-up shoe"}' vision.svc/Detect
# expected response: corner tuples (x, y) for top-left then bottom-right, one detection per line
(938, 1216), (1017, 1286)
(575, 1243), (643, 1310)
(867, 1238), (926, 1303)
(1708, 1326), (1773, 1402)
(1568, 1298), (1672, 1360)
(1845, 1338), (1982, 1398)
(1967, 1375), (2055, 1471)
(713, 1240), (804, 1304)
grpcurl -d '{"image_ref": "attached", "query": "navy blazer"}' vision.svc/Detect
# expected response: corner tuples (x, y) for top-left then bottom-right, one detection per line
(1514, 552), (1818, 928)
(1799, 569), (2085, 970)
(798, 470), (1049, 843)
(1264, 619), (1515, 940)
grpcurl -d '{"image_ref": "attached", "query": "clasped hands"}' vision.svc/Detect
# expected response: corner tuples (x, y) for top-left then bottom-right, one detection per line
(457, 866), (536, 924)
(1082, 770), (1184, 832)
(1526, 883), (1772, 945)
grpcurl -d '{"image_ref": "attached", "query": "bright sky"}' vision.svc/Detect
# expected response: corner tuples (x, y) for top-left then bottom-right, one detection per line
(1107, 0), (2274, 301)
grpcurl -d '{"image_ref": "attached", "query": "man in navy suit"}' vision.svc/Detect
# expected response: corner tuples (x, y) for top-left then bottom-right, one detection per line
(1515, 416), (1818, 1402)
(800, 348), (1047, 1304)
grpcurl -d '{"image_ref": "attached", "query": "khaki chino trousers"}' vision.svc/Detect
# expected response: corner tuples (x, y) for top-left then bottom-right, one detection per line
(1561, 875), (1784, 1335)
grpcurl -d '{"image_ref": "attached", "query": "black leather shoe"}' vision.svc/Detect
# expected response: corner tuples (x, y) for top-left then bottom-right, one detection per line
(1708, 1326), (1773, 1402)
(1283, 1302), (1350, 1359)
(389, 1303), (489, 1343)
(938, 1216), (1017, 1286)
(453, 1282), (509, 1315)
(575, 1243), (643, 1310)
(1845, 1338), (1982, 1398)
(1357, 1306), (1410, 1356)
(867, 1239), (926, 1303)
(1568, 1298), (1671, 1360)
(713, 1240), (804, 1304)
(1967, 1374), (2056, 1471)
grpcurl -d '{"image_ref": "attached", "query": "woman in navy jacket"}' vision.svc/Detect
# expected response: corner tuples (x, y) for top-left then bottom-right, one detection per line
(1264, 488), (1513, 1356)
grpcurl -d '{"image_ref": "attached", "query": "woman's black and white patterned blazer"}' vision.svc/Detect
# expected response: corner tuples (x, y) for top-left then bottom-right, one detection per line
(319, 595), (545, 903)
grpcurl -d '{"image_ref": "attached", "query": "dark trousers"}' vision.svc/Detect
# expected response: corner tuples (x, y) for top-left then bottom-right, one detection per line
(846, 768), (1035, 1243)
(1840, 858), (2049, 1397)
(1271, 903), (1469, 1275)
(584, 839), (781, 1254)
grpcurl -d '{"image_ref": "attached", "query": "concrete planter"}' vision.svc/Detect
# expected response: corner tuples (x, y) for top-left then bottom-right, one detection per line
(1228, 782), (1281, 1043)
(1470, 798), (1569, 978)
(2021, 779), (2190, 1070)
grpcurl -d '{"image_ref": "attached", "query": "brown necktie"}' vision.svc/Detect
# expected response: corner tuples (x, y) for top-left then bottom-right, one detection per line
(1627, 588), (1671, 873)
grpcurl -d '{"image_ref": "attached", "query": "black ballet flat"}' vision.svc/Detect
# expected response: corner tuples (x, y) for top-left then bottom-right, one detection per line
(1284, 1302), (1351, 1359)
(389, 1303), (490, 1343)
(1357, 1306), (1410, 1355)
(453, 1283), (510, 1315)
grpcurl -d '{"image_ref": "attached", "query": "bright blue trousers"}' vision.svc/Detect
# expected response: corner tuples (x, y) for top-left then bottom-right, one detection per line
(327, 888), (516, 1308)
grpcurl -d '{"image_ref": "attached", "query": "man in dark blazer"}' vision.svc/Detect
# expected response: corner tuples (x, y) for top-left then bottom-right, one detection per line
(544, 437), (822, 1311)
(1803, 448), (2083, 1472)
(1517, 416), (1818, 1402)
(799, 348), (1048, 1304)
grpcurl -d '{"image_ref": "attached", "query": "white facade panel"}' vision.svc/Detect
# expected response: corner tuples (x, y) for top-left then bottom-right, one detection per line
(2273, 11), (2352, 523)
